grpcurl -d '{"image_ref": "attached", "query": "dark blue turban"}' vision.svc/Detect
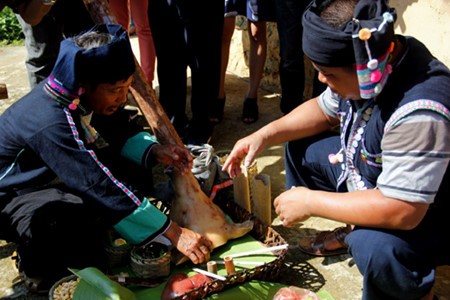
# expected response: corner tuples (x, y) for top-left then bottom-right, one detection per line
(50, 24), (136, 96)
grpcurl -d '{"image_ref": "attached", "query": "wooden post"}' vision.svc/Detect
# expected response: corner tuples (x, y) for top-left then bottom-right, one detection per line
(0, 83), (8, 100)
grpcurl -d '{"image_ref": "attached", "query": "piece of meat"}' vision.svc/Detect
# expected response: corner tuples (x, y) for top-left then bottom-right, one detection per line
(161, 273), (211, 300)
(83, 0), (253, 266)
(273, 286), (319, 300)
(169, 170), (254, 264)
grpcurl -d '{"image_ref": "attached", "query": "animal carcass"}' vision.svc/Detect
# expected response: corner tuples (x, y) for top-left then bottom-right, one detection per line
(83, 0), (254, 265)
(169, 171), (253, 252)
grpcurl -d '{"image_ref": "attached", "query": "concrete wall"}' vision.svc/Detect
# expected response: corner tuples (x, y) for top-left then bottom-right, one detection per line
(391, 0), (450, 66)
(228, 0), (450, 95)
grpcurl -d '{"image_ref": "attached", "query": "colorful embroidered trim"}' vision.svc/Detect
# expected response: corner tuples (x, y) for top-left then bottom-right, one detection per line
(63, 108), (141, 206)
(44, 75), (88, 115)
(384, 99), (450, 132)
(356, 49), (392, 99)
(352, 12), (395, 99)
(360, 142), (382, 168)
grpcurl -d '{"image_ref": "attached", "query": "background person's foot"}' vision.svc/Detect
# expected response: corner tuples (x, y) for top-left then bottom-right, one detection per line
(242, 97), (258, 124)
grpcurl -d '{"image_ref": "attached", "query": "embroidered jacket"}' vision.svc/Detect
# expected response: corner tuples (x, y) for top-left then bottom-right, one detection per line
(0, 80), (168, 245)
(335, 36), (450, 210)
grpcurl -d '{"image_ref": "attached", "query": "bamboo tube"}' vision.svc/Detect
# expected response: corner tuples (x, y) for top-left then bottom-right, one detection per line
(243, 161), (258, 210)
(207, 261), (218, 274)
(251, 173), (272, 225)
(233, 173), (251, 212)
(223, 256), (236, 275)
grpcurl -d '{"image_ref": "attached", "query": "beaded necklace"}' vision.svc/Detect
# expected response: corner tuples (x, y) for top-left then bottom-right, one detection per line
(332, 99), (375, 192)
(344, 101), (374, 191)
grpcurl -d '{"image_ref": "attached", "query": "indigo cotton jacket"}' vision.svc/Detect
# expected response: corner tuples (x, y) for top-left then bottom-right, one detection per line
(0, 80), (169, 245)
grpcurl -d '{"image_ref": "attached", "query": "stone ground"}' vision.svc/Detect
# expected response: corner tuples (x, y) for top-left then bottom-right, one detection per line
(0, 37), (449, 300)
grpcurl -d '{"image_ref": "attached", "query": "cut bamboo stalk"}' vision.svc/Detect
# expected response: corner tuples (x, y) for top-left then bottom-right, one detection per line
(223, 256), (236, 275)
(243, 161), (258, 209)
(251, 173), (272, 225)
(233, 173), (251, 212)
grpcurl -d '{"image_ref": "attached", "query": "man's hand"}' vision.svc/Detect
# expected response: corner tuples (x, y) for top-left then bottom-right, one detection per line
(151, 144), (193, 175)
(163, 222), (212, 264)
(274, 187), (312, 227)
(222, 132), (266, 178)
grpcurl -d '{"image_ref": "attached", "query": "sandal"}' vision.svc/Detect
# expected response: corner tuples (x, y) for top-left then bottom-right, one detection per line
(298, 225), (351, 257)
(209, 97), (226, 124)
(242, 97), (259, 124)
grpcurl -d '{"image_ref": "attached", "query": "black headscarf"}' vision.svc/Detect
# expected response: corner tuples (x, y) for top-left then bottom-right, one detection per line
(302, 0), (397, 98)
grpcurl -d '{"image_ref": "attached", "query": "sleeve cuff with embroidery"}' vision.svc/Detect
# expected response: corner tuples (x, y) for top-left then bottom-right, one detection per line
(113, 197), (170, 245)
(120, 132), (158, 168)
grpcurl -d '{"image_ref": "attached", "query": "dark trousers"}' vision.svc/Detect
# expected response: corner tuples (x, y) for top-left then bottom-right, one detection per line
(0, 188), (107, 279)
(275, 0), (326, 114)
(284, 134), (448, 299)
(16, 0), (93, 88)
(148, 0), (223, 139)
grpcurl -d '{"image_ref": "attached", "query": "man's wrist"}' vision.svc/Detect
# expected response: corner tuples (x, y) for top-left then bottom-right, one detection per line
(163, 221), (181, 244)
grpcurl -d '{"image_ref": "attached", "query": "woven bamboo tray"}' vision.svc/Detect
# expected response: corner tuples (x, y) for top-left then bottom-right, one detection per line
(152, 192), (287, 300)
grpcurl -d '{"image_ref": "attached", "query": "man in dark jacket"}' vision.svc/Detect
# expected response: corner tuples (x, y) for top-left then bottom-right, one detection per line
(0, 24), (212, 293)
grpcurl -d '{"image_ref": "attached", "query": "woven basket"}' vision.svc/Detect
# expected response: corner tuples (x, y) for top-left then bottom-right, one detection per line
(130, 242), (171, 279)
(48, 275), (79, 300)
(103, 229), (131, 269)
(152, 194), (287, 300)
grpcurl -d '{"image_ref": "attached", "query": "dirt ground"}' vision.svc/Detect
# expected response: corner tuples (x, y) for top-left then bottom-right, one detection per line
(1, 37), (449, 300)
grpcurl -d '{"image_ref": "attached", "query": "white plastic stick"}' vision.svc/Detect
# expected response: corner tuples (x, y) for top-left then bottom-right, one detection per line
(213, 260), (264, 266)
(192, 268), (227, 281)
(227, 244), (289, 258)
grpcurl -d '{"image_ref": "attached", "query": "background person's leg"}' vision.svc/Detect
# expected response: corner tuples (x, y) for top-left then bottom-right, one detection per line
(16, 15), (61, 88)
(131, 0), (156, 84)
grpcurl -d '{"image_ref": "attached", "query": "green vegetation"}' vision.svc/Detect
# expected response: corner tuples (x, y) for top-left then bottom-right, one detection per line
(0, 7), (24, 45)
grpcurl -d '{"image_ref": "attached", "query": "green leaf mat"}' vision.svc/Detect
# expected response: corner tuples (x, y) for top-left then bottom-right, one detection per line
(70, 268), (135, 300)
(133, 234), (278, 298)
(68, 234), (334, 299)
(205, 281), (334, 300)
